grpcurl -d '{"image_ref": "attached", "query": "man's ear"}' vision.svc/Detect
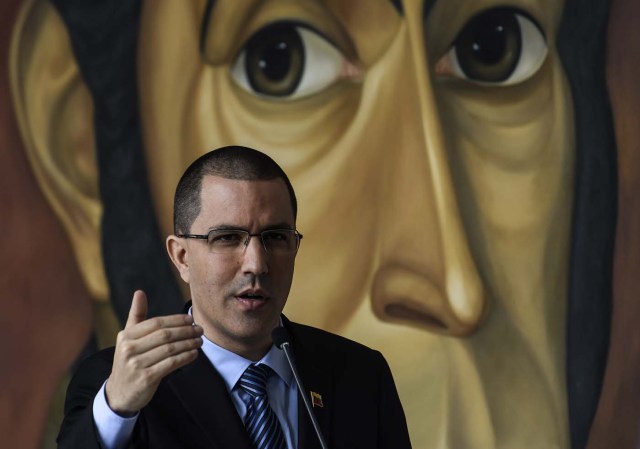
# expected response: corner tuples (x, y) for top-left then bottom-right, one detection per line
(166, 236), (191, 283)
(9, 0), (108, 300)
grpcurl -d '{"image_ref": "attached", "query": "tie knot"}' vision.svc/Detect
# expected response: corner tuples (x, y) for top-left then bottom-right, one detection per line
(238, 364), (273, 398)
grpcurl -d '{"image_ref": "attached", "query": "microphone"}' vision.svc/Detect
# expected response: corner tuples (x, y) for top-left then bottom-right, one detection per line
(272, 327), (329, 449)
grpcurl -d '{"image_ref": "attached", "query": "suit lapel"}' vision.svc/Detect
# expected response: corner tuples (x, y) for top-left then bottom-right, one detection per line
(170, 304), (330, 449)
(284, 318), (333, 449)
(166, 350), (253, 449)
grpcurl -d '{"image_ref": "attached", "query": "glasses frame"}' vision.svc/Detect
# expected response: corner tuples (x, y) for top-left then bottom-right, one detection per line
(175, 228), (303, 254)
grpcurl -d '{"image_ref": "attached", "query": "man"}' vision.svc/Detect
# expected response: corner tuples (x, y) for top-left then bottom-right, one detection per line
(57, 146), (412, 449)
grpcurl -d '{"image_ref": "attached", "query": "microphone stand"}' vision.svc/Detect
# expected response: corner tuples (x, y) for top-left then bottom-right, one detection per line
(277, 337), (329, 449)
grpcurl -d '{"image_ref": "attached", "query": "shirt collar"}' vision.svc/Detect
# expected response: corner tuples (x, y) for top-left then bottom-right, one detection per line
(189, 306), (293, 391)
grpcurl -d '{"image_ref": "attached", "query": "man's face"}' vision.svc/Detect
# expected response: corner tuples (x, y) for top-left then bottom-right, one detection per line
(167, 176), (296, 359)
(140, 0), (573, 446)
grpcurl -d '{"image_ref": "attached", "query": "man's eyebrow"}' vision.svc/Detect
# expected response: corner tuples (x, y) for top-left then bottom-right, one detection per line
(207, 225), (240, 231)
(262, 223), (296, 231)
(207, 223), (295, 232)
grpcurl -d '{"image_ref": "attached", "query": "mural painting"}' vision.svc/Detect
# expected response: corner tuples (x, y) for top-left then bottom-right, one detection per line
(2, 0), (640, 448)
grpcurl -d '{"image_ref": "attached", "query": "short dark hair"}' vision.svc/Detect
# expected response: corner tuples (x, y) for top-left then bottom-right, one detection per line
(173, 146), (297, 234)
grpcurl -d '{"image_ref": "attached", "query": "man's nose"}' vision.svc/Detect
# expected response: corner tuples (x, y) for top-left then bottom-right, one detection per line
(370, 0), (486, 336)
(240, 236), (269, 276)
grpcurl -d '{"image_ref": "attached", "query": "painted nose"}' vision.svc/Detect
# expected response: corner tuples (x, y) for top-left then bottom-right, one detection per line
(370, 1), (485, 336)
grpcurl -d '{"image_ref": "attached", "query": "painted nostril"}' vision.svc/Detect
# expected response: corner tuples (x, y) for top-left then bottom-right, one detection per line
(371, 263), (483, 336)
(384, 303), (447, 329)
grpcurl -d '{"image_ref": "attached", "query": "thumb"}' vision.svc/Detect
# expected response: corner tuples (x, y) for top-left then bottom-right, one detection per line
(125, 290), (148, 329)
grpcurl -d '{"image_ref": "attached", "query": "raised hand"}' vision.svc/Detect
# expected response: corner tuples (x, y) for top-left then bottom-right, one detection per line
(105, 290), (203, 415)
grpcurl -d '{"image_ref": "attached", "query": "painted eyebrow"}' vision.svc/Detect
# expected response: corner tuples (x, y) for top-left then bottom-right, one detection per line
(199, 0), (404, 52)
(200, 0), (217, 53)
(390, 0), (403, 15)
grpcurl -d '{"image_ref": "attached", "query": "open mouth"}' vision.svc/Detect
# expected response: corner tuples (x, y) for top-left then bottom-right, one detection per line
(238, 293), (266, 301)
(235, 290), (269, 309)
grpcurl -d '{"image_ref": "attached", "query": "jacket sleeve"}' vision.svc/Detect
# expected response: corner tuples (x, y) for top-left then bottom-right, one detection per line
(57, 349), (115, 449)
(375, 351), (413, 449)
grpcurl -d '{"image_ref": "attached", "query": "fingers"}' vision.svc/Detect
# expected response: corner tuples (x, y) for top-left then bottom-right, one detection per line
(134, 335), (203, 371)
(123, 313), (195, 340)
(107, 310), (204, 413)
(121, 322), (204, 357)
(145, 349), (200, 382)
(125, 290), (148, 329)
(105, 349), (198, 416)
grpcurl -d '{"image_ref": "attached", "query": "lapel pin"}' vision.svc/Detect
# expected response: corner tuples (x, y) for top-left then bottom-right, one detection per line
(310, 391), (324, 408)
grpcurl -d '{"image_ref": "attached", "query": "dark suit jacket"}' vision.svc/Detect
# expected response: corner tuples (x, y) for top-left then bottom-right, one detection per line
(57, 315), (412, 449)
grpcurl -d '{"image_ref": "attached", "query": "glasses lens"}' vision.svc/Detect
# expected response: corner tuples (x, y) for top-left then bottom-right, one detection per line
(262, 230), (298, 254)
(206, 230), (247, 253)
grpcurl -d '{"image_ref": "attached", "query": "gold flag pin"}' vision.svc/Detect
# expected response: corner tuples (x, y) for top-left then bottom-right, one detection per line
(310, 391), (324, 408)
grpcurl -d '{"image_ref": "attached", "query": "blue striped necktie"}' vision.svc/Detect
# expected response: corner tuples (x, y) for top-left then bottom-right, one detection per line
(238, 364), (287, 449)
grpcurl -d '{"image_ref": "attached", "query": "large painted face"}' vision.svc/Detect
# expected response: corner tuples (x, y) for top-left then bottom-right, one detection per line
(138, 0), (574, 447)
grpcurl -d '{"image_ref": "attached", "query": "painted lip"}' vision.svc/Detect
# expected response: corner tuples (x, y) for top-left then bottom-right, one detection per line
(234, 288), (270, 310)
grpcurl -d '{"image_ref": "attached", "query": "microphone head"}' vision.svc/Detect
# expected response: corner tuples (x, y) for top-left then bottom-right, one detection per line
(271, 327), (291, 349)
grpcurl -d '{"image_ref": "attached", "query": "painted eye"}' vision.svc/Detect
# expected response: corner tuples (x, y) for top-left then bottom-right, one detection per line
(231, 23), (353, 100)
(436, 8), (548, 86)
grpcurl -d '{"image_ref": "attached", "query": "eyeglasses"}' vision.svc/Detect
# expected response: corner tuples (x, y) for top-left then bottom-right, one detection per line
(175, 229), (303, 255)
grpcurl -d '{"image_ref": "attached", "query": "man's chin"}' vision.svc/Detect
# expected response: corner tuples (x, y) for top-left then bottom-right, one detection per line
(228, 316), (281, 345)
